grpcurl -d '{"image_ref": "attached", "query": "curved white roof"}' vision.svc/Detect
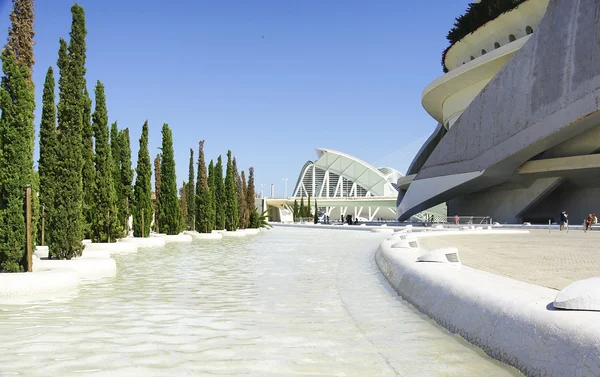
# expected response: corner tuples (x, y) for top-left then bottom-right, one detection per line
(313, 148), (401, 197)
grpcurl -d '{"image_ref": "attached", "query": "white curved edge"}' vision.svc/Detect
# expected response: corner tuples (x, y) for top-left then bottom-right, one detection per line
(160, 234), (194, 243)
(375, 229), (600, 377)
(371, 228), (394, 234)
(118, 237), (166, 248)
(0, 268), (79, 302)
(183, 231), (223, 240)
(33, 258), (116, 280)
(221, 230), (248, 238)
(84, 242), (139, 254)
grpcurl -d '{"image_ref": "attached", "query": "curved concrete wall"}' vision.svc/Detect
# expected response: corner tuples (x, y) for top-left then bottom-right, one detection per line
(406, 123), (447, 176)
(376, 230), (600, 377)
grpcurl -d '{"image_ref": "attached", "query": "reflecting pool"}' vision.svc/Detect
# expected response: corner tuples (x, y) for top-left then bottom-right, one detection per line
(0, 227), (522, 376)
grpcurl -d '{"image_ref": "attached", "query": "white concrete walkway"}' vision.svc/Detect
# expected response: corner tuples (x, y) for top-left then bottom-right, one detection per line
(418, 229), (600, 290)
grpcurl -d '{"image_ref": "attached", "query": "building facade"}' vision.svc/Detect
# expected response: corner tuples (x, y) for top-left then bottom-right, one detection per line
(398, 0), (600, 224)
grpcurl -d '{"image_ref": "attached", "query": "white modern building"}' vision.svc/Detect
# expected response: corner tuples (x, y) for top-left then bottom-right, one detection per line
(263, 148), (445, 222)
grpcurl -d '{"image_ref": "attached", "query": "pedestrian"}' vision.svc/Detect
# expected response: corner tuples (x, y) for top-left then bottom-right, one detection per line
(585, 213), (594, 232)
(560, 210), (568, 231)
(454, 214), (459, 225)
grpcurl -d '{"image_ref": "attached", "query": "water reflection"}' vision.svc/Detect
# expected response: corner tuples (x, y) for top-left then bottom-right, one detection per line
(0, 228), (522, 376)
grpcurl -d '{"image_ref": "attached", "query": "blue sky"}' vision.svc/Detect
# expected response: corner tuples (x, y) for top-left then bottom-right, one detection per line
(0, 0), (470, 197)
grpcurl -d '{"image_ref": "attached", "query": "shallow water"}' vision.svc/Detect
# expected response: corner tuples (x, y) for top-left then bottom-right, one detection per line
(0, 227), (522, 376)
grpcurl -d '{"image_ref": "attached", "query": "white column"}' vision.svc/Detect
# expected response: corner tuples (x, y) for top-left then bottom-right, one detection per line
(312, 165), (315, 197)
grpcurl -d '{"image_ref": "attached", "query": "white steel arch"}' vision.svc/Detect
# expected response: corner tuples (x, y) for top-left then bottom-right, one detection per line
(292, 148), (402, 199)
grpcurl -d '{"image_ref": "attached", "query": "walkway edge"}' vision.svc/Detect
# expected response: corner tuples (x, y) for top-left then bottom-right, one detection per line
(375, 230), (600, 377)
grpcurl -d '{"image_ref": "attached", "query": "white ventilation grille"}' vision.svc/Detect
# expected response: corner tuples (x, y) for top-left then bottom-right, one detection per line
(391, 238), (419, 249)
(417, 248), (461, 265)
(445, 252), (459, 263)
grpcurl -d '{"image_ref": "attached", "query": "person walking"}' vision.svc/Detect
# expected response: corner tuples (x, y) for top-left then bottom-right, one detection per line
(454, 214), (459, 225)
(560, 210), (568, 231)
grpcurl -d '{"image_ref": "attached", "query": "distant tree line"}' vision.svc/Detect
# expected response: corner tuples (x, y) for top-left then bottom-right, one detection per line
(178, 141), (263, 233)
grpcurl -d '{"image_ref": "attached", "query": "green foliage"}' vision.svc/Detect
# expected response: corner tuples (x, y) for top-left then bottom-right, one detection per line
(179, 181), (188, 230)
(195, 141), (213, 233)
(307, 194), (312, 218)
(5, 0), (35, 79)
(132, 121), (153, 237)
(245, 167), (256, 220)
(299, 197), (305, 220)
(313, 199), (319, 224)
(91, 81), (120, 243)
(32, 171), (39, 246)
(0, 0), (36, 270)
(118, 129), (133, 234)
(224, 151), (238, 231)
(38, 67), (57, 255)
(153, 153), (161, 233)
(442, 0), (525, 72)
(0, 52), (35, 271)
(240, 170), (248, 228)
(110, 122), (120, 205)
(235, 161), (247, 229)
(293, 199), (299, 222)
(214, 156), (225, 230)
(207, 160), (217, 230)
(81, 88), (94, 239)
(249, 209), (271, 229)
(186, 148), (195, 229)
(158, 124), (182, 235)
(51, 5), (88, 259)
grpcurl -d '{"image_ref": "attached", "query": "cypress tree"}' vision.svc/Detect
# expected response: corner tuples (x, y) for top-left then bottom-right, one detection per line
(186, 148), (195, 229)
(180, 181), (188, 228)
(158, 124), (182, 235)
(314, 199), (319, 224)
(38, 67), (57, 255)
(195, 141), (212, 233)
(307, 194), (312, 218)
(109, 122), (124, 235)
(32, 170), (39, 245)
(234, 160), (247, 229)
(153, 153), (161, 233)
(0, 0), (35, 271)
(299, 197), (305, 220)
(110, 123), (120, 204)
(0, 53), (35, 271)
(214, 156), (225, 230)
(81, 88), (94, 239)
(293, 199), (299, 222)
(53, 5), (87, 259)
(118, 129), (133, 234)
(240, 170), (248, 228)
(224, 150), (238, 231)
(207, 160), (217, 230)
(91, 81), (120, 243)
(246, 167), (257, 227)
(132, 121), (152, 237)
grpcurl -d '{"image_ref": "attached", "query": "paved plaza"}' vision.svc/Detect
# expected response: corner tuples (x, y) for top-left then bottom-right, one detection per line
(418, 229), (600, 290)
